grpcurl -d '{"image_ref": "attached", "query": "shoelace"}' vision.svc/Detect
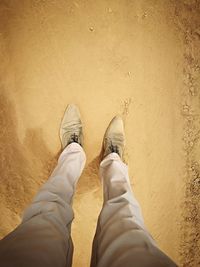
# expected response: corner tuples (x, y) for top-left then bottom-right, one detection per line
(68, 133), (79, 144)
(109, 142), (120, 155)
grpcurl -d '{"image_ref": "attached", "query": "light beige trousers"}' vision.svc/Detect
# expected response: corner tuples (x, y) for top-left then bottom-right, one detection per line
(0, 143), (177, 267)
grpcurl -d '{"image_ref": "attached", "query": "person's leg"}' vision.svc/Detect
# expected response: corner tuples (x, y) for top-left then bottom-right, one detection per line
(91, 116), (177, 267)
(0, 104), (85, 267)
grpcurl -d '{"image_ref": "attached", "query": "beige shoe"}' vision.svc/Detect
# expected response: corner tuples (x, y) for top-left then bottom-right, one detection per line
(60, 104), (83, 149)
(101, 116), (125, 160)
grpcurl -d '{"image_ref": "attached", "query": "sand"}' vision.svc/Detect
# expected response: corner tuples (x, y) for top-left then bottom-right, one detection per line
(0, 1), (199, 266)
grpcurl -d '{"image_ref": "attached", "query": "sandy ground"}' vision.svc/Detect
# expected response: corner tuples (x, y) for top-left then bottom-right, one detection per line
(0, 1), (199, 266)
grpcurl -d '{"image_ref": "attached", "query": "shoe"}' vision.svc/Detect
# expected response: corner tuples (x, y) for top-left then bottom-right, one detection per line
(60, 104), (83, 149)
(101, 116), (125, 160)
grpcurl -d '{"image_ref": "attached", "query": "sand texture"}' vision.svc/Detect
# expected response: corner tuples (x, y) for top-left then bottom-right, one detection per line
(0, 1), (199, 266)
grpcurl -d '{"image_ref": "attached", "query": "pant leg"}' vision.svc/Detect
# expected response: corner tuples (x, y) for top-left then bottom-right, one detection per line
(0, 143), (86, 267)
(90, 153), (177, 267)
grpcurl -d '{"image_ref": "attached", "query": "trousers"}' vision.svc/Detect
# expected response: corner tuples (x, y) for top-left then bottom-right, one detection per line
(0, 143), (177, 267)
